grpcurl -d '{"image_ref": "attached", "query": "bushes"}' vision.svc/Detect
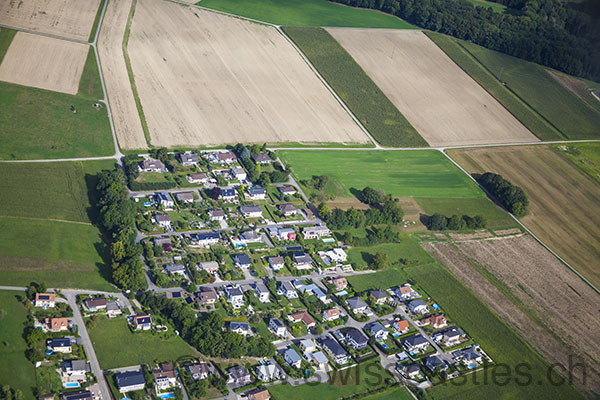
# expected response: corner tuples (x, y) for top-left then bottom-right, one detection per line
(426, 213), (487, 231)
(478, 172), (528, 217)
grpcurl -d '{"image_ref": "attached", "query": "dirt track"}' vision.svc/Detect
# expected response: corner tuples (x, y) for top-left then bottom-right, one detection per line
(424, 237), (600, 394)
(0, 32), (88, 95)
(97, 0), (147, 149)
(327, 29), (538, 147)
(0, 0), (100, 41)
(450, 145), (600, 288)
(127, 0), (368, 147)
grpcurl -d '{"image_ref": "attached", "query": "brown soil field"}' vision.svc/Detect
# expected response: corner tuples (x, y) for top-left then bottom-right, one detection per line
(127, 0), (368, 147)
(450, 145), (600, 288)
(546, 70), (590, 102)
(424, 238), (600, 394)
(0, 32), (88, 95)
(0, 0), (100, 42)
(97, 0), (147, 149)
(493, 228), (522, 236)
(326, 29), (538, 147)
(448, 231), (493, 241)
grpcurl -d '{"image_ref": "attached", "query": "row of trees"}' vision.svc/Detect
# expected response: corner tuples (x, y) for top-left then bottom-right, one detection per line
(330, 0), (600, 81)
(231, 143), (290, 186)
(478, 172), (528, 217)
(138, 292), (275, 359)
(96, 169), (147, 291)
(426, 213), (487, 231)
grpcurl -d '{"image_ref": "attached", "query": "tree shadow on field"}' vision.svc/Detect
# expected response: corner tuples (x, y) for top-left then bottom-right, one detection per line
(84, 173), (102, 224)
(95, 241), (113, 285)
(360, 251), (374, 265)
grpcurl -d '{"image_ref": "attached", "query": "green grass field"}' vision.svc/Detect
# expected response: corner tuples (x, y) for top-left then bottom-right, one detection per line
(78, 47), (104, 100)
(0, 160), (114, 223)
(346, 266), (410, 292)
(360, 386), (413, 400)
(280, 150), (484, 198)
(414, 197), (516, 228)
(428, 32), (600, 140)
(283, 27), (425, 147)
(198, 0), (415, 28)
(554, 143), (600, 185)
(0, 291), (36, 399)
(0, 28), (16, 62)
(88, 317), (199, 369)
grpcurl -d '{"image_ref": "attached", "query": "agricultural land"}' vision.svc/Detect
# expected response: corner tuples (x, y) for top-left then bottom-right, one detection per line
(198, 0), (416, 28)
(0, 0), (101, 41)
(283, 27), (426, 147)
(126, 0), (368, 147)
(326, 29), (537, 147)
(554, 142), (600, 184)
(450, 146), (600, 288)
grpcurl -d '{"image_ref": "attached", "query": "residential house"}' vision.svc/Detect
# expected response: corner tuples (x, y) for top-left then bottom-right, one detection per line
(370, 290), (388, 305)
(230, 167), (247, 181)
(227, 365), (251, 386)
(208, 209), (225, 221)
(345, 329), (369, 350)
(247, 388), (271, 400)
(155, 192), (175, 208)
(153, 367), (178, 392)
(139, 159), (166, 173)
(392, 320), (410, 335)
(395, 284), (419, 300)
(83, 297), (107, 312)
(252, 153), (272, 164)
(196, 287), (218, 308)
(219, 188), (237, 202)
(278, 204), (298, 217)
(302, 226), (330, 240)
(421, 314), (448, 329)
(311, 351), (329, 369)
(154, 214), (171, 228)
(232, 253), (252, 269)
(43, 317), (69, 333)
(34, 293), (55, 308)
(47, 338), (73, 353)
(115, 370), (146, 393)
(368, 321), (389, 341)
(284, 348), (302, 369)
(425, 356), (448, 372)
(239, 205), (263, 218)
(175, 191), (195, 204)
(179, 153), (199, 166)
(197, 261), (219, 275)
(187, 173), (208, 184)
(269, 318), (287, 337)
(293, 251), (313, 270)
(346, 297), (369, 315)
(402, 334), (429, 352)
(60, 391), (94, 400)
(299, 339), (317, 353)
(442, 330), (462, 347)
(241, 230), (261, 244)
(330, 277), (348, 291)
(230, 321), (251, 336)
(402, 363), (421, 379)
(408, 300), (428, 314)
(321, 337), (348, 365)
(132, 313), (152, 330)
(254, 282), (270, 303)
(322, 248), (346, 263)
(226, 287), (244, 309)
(255, 364), (280, 382)
(268, 227), (296, 241)
(298, 284), (327, 303)
(457, 346), (483, 365)
(288, 310), (316, 328)
(195, 232), (220, 248)
(246, 186), (266, 200)
(165, 263), (186, 277)
(59, 360), (90, 386)
(188, 362), (211, 380)
(106, 301), (122, 317)
(322, 307), (341, 322)
(278, 186), (296, 196)
(268, 256), (285, 271)
(154, 237), (173, 252)
(215, 151), (237, 164)
(277, 281), (297, 299)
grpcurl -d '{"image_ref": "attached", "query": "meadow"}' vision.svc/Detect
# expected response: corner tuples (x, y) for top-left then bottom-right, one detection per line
(198, 0), (415, 28)
(283, 27), (425, 147)
(88, 317), (200, 369)
(554, 143), (600, 184)
(360, 386), (413, 400)
(78, 47), (104, 100)
(280, 150), (484, 198)
(429, 32), (600, 140)
(414, 197), (516, 228)
(0, 291), (36, 399)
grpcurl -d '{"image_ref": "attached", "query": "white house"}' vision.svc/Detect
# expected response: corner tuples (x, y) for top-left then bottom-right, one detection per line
(165, 263), (186, 277)
(322, 308), (341, 321)
(277, 281), (297, 299)
(255, 364), (280, 382)
(153, 368), (178, 392)
(226, 287), (244, 309)
(254, 282), (270, 303)
(246, 186), (267, 200)
(35, 293), (56, 308)
(324, 248), (347, 263)
(239, 205), (263, 218)
(197, 261), (219, 275)
(347, 297), (369, 315)
(154, 214), (171, 228)
(302, 226), (331, 239)
(115, 370), (146, 393)
(409, 300), (428, 314)
(299, 339), (317, 354)
(268, 256), (285, 271)
(187, 173), (208, 184)
(139, 159), (166, 173)
(230, 167), (247, 181)
(179, 153), (199, 166)
(284, 348), (302, 369)
(155, 192), (175, 208)
(311, 351), (329, 370)
(368, 321), (389, 341)
(209, 209), (225, 221)
(269, 318), (287, 337)
(230, 321), (251, 336)
(395, 284), (420, 300)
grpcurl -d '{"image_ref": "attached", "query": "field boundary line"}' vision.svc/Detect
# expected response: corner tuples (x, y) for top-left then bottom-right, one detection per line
(441, 149), (600, 296)
(0, 23), (89, 45)
(0, 215), (93, 226)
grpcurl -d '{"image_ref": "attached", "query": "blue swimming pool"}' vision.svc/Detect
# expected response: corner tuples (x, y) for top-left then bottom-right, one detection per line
(381, 343), (389, 349)
(65, 383), (80, 388)
(158, 393), (175, 399)
(322, 238), (335, 243)
(468, 363), (478, 369)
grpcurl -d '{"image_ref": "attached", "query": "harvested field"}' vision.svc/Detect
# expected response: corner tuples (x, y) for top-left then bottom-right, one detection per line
(0, 32), (88, 95)
(493, 228), (521, 236)
(423, 237), (600, 394)
(448, 231), (493, 241)
(127, 0), (368, 147)
(450, 145), (600, 288)
(97, 0), (146, 149)
(326, 29), (537, 147)
(0, 0), (100, 42)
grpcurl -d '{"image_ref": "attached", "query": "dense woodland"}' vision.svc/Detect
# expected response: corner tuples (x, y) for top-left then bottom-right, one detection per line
(330, 0), (600, 81)
(478, 172), (529, 216)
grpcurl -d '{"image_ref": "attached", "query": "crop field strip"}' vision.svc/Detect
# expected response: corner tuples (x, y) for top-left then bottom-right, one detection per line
(449, 146), (600, 289)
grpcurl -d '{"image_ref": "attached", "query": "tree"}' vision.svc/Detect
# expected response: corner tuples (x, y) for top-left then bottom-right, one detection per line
(373, 252), (389, 270)
(429, 214), (448, 231)
(360, 186), (385, 205)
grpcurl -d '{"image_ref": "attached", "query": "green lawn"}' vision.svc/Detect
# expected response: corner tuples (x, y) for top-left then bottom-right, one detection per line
(553, 143), (600, 185)
(78, 47), (104, 100)
(346, 267), (410, 292)
(414, 197), (515, 228)
(0, 28), (16, 62)
(428, 32), (600, 140)
(0, 160), (115, 223)
(360, 386), (413, 400)
(88, 317), (200, 369)
(280, 150), (484, 198)
(0, 218), (113, 291)
(0, 291), (36, 399)
(198, 0), (415, 28)
(283, 27), (425, 148)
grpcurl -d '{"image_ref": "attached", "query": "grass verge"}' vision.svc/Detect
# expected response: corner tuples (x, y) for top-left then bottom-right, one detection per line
(88, 0), (107, 42)
(78, 47), (104, 100)
(0, 27), (17, 62)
